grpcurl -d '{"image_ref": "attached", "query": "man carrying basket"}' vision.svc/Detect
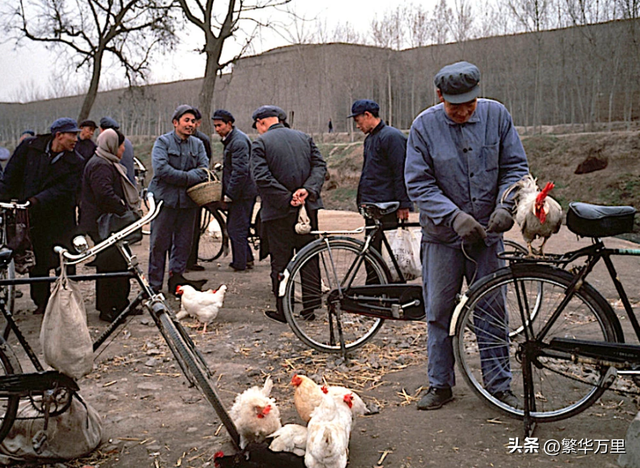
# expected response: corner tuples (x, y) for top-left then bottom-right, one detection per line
(148, 105), (209, 294)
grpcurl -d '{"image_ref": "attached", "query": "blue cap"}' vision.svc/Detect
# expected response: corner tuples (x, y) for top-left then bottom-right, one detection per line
(212, 109), (235, 123)
(50, 118), (80, 135)
(20, 129), (35, 137)
(99, 116), (120, 130)
(434, 61), (481, 104)
(348, 99), (380, 118)
(0, 148), (10, 162)
(251, 105), (285, 128)
(172, 105), (198, 121)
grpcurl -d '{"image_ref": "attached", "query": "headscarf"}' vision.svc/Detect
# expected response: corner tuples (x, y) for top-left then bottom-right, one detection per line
(95, 129), (139, 208)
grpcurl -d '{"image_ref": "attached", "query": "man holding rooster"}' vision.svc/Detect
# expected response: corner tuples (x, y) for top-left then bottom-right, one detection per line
(405, 62), (529, 410)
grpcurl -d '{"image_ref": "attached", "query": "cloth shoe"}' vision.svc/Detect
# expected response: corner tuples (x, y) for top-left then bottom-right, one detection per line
(247, 261), (254, 270)
(168, 273), (207, 296)
(33, 304), (46, 315)
(99, 308), (119, 323)
(493, 390), (522, 410)
(186, 264), (205, 272)
(264, 310), (287, 324)
(417, 387), (453, 410)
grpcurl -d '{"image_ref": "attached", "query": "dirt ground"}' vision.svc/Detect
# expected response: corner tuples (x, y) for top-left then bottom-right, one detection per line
(4, 209), (640, 468)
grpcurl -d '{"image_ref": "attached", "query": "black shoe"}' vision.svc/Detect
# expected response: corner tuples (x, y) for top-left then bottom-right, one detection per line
(417, 387), (453, 410)
(168, 273), (207, 296)
(33, 304), (46, 315)
(247, 261), (254, 270)
(186, 264), (205, 272)
(300, 309), (316, 321)
(229, 263), (248, 272)
(99, 309), (119, 323)
(264, 310), (287, 324)
(493, 390), (522, 410)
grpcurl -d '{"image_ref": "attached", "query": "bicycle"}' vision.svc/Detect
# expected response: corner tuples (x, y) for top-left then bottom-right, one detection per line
(0, 195), (242, 452)
(279, 201), (529, 357)
(450, 201), (638, 435)
(0, 201), (30, 315)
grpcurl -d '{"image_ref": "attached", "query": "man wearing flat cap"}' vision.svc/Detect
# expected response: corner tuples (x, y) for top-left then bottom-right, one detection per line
(349, 99), (412, 271)
(250, 105), (326, 323)
(147, 105), (209, 294)
(212, 109), (257, 272)
(76, 119), (98, 162)
(0, 118), (84, 314)
(405, 61), (529, 410)
(99, 116), (136, 185)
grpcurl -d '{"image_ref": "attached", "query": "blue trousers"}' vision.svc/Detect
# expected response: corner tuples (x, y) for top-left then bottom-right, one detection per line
(228, 198), (256, 270)
(148, 205), (198, 290)
(422, 239), (512, 393)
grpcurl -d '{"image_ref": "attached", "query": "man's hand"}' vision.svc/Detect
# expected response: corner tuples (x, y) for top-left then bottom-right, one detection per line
(452, 212), (487, 244)
(291, 188), (308, 206)
(486, 207), (514, 234)
(397, 208), (410, 221)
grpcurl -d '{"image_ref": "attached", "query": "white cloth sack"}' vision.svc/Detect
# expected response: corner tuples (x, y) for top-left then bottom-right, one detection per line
(295, 204), (312, 235)
(383, 227), (422, 281)
(0, 396), (102, 464)
(39, 264), (93, 379)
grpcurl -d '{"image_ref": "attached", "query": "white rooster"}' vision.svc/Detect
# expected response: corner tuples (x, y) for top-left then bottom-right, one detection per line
(175, 284), (226, 333)
(504, 174), (563, 257)
(305, 392), (353, 468)
(268, 423), (307, 456)
(229, 375), (282, 449)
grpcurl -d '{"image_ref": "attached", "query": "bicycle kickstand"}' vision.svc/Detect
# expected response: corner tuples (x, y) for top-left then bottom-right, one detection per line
(521, 344), (536, 438)
(32, 390), (56, 454)
(332, 303), (349, 362)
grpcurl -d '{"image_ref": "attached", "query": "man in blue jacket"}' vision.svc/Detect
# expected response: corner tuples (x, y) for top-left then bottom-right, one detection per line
(405, 62), (529, 410)
(212, 109), (257, 271)
(148, 105), (209, 294)
(349, 99), (412, 258)
(250, 105), (327, 323)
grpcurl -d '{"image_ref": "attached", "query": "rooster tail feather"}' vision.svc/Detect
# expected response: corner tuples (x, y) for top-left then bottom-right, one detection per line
(262, 375), (273, 396)
(176, 310), (189, 320)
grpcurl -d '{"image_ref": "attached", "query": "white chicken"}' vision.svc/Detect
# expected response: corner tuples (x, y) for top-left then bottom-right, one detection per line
(504, 174), (563, 257)
(175, 284), (227, 333)
(229, 375), (282, 449)
(268, 423), (307, 456)
(321, 385), (367, 423)
(292, 374), (324, 423)
(305, 393), (353, 468)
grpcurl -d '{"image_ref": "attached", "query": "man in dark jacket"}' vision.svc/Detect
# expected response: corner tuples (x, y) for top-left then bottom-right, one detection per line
(0, 118), (84, 314)
(349, 99), (412, 257)
(212, 109), (257, 271)
(250, 105), (327, 323)
(75, 119), (97, 162)
(148, 105), (209, 294)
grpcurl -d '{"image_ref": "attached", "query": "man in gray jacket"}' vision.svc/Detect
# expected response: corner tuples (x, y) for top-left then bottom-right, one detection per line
(250, 105), (327, 323)
(148, 105), (209, 294)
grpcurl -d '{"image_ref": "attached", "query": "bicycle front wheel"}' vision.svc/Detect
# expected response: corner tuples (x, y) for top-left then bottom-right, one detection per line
(454, 264), (621, 422)
(282, 237), (390, 353)
(198, 208), (226, 262)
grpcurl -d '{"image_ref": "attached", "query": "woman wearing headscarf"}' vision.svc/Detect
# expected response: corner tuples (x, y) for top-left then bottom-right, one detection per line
(80, 128), (140, 322)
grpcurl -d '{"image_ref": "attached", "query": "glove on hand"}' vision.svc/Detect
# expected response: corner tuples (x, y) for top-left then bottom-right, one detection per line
(452, 212), (487, 244)
(486, 207), (514, 234)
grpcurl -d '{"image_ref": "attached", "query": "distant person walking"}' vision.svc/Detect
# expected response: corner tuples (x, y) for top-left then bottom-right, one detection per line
(250, 105), (326, 323)
(328, 119), (333, 133)
(147, 105), (209, 295)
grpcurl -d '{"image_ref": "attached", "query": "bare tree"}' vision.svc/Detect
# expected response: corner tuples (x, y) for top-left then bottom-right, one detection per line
(4, 0), (177, 121)
(176, 0), (292, 135)
(449, 0), (476, 44)
(370, 6), (406, 50)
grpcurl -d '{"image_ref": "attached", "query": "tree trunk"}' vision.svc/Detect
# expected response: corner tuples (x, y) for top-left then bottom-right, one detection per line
(78, 48), (105, 122)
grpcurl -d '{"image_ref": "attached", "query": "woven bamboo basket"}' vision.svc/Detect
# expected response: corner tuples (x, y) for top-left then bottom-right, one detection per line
(187, 170), (222, 206)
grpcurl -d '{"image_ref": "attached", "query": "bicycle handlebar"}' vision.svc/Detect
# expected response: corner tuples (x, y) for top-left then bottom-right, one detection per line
(54, 193), (162, 265)
(0, 201), (30, 210)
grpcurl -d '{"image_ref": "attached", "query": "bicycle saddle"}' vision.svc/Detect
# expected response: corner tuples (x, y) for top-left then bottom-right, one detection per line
(567, 202), (636, 238)
(359, 202), (400, 219)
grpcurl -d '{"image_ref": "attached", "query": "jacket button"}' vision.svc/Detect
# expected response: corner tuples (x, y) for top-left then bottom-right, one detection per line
(472, 197), (477, 202)
(470, 173), (474, 177)
(463, 148), (468, 153)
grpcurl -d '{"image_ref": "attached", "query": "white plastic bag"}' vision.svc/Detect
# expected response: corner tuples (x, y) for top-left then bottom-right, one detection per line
(295, 204), (312, 235)
(39, 262), (93, 379)
(383, 227), (422, 281)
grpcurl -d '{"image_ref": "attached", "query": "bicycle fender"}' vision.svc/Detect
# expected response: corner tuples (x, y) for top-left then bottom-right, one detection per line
(449, 293), (469, 336)
(278, 269), (290, 297)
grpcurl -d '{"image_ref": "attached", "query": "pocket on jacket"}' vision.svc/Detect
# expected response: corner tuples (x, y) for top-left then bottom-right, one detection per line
(481, 143), (499, 172)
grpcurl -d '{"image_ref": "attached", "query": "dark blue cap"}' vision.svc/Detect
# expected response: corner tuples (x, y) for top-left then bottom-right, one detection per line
(99, 116), (120, 130)
(79, 119), (97, 128)
(434, 61), (481, 104)
(0, 148), (10, 161)
(20, 129), (35, 137)
(192, 108), (202, 120)
(50, 118), (80, 135)
(251, 105), (285, 128)
(212, 109), (235, 123)
(172, 105), (198, 121)
(348, 99), (380, 118)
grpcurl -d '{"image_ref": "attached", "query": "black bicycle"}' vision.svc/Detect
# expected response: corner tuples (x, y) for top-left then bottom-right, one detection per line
(451, 202), (639, 435)
(0, 195), (241, 451)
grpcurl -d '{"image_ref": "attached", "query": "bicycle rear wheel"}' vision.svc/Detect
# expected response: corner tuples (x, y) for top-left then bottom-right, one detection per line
(0, 337), (22, 443)
(281, 237), (390, 353)
(198, 208), (226, 262)
(157, 311), (240, 448)
(454, 264), (621, 422)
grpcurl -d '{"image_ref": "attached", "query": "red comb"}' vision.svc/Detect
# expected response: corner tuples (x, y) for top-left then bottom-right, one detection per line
(321, 385), (329, 394)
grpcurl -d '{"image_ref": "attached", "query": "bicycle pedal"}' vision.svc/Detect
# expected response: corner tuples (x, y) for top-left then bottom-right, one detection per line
(32, 430), (47, 454)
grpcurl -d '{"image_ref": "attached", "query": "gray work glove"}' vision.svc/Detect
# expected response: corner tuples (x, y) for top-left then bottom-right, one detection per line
(486, 207), (514, 234)
(452, 211), (487, 244)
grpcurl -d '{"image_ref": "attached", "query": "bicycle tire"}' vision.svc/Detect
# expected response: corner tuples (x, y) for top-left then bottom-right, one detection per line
(158, 311), (240, 449)
(198, 208), (226, 262)
(0, 261), (16, 313)
(282, 237), (390, 353)
(454, 263), (621, 422)
(0, 337), (23, 444)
